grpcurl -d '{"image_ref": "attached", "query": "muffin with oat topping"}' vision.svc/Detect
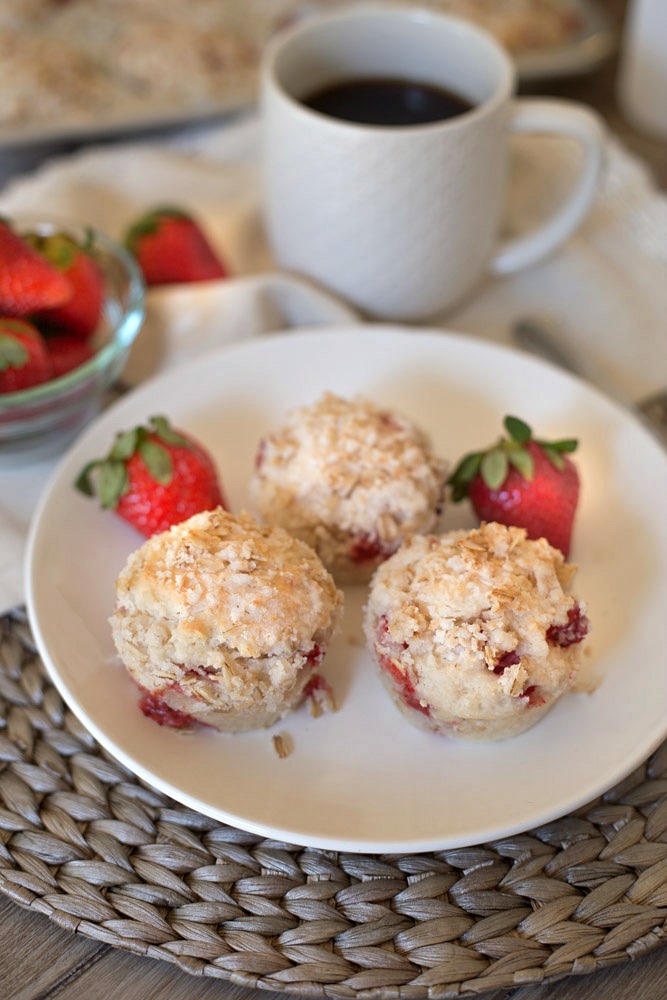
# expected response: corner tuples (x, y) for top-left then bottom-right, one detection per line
(249, 393), (447, 584)
(110, 507), (343, 732)
(364, 521), (590, 740)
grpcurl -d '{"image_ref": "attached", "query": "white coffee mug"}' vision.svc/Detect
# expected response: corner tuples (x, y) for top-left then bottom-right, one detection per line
(261, 3), (605, 321)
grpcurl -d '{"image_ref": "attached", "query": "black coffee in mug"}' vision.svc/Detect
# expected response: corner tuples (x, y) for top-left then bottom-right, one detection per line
(303, 77), (473, 126)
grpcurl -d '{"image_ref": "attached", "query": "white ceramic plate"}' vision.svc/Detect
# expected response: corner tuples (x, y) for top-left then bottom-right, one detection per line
(26, 327), (667, 853)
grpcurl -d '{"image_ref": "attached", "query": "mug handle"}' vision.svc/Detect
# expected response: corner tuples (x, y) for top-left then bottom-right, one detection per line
(489, 99), (605, 275)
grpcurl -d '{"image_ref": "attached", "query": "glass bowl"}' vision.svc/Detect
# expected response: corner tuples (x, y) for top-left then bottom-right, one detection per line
(0, 217), (145, 464)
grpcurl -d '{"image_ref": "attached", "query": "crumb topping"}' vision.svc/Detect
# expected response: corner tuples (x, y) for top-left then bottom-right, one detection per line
(250, 393), (446, 554)
(0, 1), (259, 130)
(114, 508), (341, 662)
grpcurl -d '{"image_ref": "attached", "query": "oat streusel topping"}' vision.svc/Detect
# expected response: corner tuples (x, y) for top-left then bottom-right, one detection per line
(249, 393), (447, 578)
(115, 507), (341, 661)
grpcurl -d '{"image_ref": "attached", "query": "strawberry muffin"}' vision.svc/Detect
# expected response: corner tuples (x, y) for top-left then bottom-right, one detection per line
(110, 507), (343, 732)
(364, 521), (590, 740)
(249, 393), (447, 583)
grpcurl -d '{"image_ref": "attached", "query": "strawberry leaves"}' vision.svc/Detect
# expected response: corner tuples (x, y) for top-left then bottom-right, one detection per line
(504, 415), (531, 443)
(75, 416), (192, 509)
(448, 415), (578, 499)
(539, 436), (578, 471)
(25, 231), (89, 270)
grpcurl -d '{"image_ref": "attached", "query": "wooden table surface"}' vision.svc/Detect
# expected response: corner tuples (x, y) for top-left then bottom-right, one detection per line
(2, 2), (666, 998)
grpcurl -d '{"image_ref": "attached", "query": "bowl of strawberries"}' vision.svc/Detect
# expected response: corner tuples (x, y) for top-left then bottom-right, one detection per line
(0, 215), (145, 461)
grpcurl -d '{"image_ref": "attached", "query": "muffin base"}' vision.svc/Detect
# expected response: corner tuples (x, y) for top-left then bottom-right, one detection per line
(133, 659), (322, 734)
(375, 664), (559, 741)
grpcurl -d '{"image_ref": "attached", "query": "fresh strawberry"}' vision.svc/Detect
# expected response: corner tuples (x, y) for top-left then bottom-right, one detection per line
(75, 415), (226, 536)
(124, 207), (228, 286)
(0, 219), (72, 316)
(45, 332), (94, 378)
(448, 415), (580, 557)
(0, 317), (52, 393)
(28, 231), (105, 339)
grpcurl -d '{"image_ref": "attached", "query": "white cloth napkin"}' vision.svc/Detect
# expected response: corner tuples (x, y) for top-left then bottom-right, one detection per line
(1, 112), (666, 613)
(0, 125), (359, 612)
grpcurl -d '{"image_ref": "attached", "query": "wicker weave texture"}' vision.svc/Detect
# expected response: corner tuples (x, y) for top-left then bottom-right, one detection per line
(1, 609), (666, 997)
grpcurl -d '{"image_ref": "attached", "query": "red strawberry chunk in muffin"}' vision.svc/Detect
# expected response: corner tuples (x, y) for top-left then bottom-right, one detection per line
(520, 686), (546, 708)
(519, 684), (545, 708)
(375, 616), (430, 717)
(138, 686), (206, 729)
(349, 532), (389, 566)
(547, 604), (590, 647)
(303, 672), (336, 716)
(303, 643), (324, 667)
(378, 653), (431, 717)
(493, 649), (521, 675)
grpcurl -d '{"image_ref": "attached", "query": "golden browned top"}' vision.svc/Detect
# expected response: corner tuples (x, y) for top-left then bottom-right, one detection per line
(115, 508), (342, 660)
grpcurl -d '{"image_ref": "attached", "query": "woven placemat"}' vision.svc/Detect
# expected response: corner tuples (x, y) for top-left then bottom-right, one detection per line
(1, 608), (666, 997)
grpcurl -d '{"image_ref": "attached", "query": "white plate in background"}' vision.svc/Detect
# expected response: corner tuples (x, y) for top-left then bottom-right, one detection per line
(0, 1), (615, 149)
(516, 0), (616, 80)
